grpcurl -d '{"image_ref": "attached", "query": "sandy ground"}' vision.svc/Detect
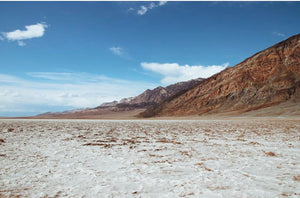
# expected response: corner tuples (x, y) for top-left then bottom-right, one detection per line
(0, 119), (299, 197)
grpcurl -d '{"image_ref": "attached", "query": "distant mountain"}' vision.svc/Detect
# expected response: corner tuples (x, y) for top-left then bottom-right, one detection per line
(140, 34), (300, 117)
(35, 78), (204, 118)
(97, 77), (204, 109)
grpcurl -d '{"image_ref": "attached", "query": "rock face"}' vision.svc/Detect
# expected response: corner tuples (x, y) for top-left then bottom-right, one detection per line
(141, 34), (300, 117)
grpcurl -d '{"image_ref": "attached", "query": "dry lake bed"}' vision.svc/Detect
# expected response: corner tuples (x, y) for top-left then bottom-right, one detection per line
(0, 118), (299, 197)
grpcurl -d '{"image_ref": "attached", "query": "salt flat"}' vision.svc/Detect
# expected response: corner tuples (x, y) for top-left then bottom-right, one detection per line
(0, 119), (299, 197)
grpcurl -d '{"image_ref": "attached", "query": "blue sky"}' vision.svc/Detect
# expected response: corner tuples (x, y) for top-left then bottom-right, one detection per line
(0, 1), (300, 116)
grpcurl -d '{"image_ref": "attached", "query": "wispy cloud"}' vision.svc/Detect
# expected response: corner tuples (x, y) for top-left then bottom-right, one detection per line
(273, 32), (285, 37)
(159, 1), (167, 6)
(138, 6), (148, 15)
(109, 46), (123, 56)
(1, 22), (48, 46)
(17, 41), (26, 46)
(137, 1), (167, 15)
(127, 7), (135, 12)
(141, 62), (228, 85)
(27, 72), (77, 81)
(0, 72), (157, 116)
(109, 46), (131, 59)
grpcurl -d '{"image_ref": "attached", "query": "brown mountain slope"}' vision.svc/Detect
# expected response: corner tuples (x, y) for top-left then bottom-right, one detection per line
(119, 78), (204, 107)
(140, 34), (300, 117)
(94, 77), (204, 110)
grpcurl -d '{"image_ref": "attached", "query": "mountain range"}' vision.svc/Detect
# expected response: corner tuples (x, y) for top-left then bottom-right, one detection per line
(35, 78), (204, 118)
(36, 34), (300, 118)
(140, 33), (300, 117)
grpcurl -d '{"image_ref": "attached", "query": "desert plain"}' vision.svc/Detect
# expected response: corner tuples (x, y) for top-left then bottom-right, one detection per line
(0, 118), (299, 197)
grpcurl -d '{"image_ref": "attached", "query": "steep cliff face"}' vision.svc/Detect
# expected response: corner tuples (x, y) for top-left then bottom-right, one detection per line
(141, 34), (300, 117)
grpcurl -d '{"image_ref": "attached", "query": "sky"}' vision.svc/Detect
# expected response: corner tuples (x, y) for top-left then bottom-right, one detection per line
(0, 1), (300, 117)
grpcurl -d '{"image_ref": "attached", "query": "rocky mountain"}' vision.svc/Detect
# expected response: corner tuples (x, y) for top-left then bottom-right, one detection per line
(96, 77), (204, 109)
(35, 78), (204, 118)
(140, 34), (300, 117)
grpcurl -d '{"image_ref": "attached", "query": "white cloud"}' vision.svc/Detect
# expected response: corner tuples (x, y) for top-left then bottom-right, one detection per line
(109, 46), (123, 56)
(137, 1), (167, 15)
(138, 6), (148, 15)
(149, 2), (156, 9)
(27, 72), (88, 81)
(127, 7), (135, 12)
(0, 72), (158, 116)
(273, 32), (285, 37)
(141, 62), (228, 85)
(4, 23), (48, 41)
(159, 1), (167, 6)
(17, 41), (26, 46)
(109, 46), (131, 59)
(2, 22), (48, 46)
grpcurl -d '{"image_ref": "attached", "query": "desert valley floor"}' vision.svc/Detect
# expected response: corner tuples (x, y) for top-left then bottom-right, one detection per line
(0, 118), (299, 197)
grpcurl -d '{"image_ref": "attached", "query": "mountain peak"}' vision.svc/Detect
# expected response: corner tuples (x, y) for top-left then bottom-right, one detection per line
(140, 34), (300, 117)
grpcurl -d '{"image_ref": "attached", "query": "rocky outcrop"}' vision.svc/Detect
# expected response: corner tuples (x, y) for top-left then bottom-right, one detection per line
(140, 34), (300, 117)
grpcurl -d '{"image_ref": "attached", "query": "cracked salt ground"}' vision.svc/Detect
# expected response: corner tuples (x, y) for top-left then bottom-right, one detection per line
(0, 119), (299, 197)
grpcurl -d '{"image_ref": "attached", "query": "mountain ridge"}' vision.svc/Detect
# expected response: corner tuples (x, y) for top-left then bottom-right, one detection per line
(35, 78), (204, 118)
(140, 34), (300, 117)
(97, 77), (204, 109)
